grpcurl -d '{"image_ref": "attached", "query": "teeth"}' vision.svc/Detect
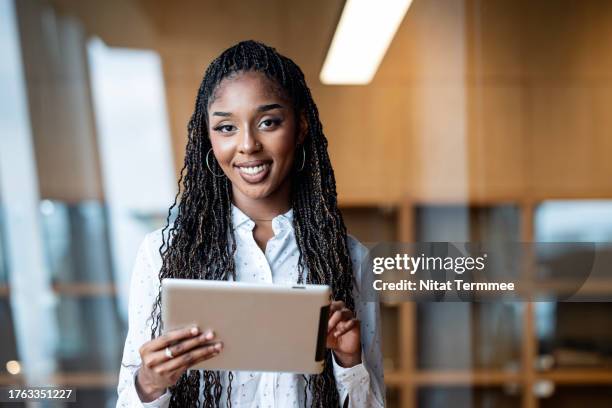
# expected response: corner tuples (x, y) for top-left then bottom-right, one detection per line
(239, 164), (268, 175)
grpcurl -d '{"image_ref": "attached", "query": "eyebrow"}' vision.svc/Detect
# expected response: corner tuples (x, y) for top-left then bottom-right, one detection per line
(212, 103), (285, 117)
(257, 103), (284, 112)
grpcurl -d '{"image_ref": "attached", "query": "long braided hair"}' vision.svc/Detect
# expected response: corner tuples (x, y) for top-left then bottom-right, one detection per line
(149, 40), (355, 407)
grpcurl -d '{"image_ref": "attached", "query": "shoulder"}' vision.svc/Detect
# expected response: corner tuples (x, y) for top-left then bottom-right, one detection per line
(346, 234), (377, 301)
(346, 234), (369, 271)
(139, 227), (171, 272)
(144, 227), (167, 250)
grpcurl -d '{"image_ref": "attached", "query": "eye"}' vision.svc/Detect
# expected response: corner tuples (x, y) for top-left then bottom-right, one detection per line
(259, 118), (282, 130)
(213, 124), (236, 133)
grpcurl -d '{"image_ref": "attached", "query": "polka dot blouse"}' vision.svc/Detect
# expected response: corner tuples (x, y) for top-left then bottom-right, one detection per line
(116, 205), (385, 407)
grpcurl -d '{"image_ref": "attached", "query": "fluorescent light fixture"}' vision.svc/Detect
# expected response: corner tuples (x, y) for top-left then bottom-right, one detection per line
(320, 0), (413, 85)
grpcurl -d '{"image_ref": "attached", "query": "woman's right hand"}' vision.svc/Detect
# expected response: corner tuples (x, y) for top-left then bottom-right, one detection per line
(136, 326), (223, 402)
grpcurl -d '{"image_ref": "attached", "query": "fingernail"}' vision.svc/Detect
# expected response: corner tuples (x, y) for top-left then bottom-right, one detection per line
(215, 343), (223, 351)
(205, 330), (214, 340)
(191, 326), (199, 335)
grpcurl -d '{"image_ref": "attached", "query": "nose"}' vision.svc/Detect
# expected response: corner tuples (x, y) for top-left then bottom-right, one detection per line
(238, 125), (262, 154)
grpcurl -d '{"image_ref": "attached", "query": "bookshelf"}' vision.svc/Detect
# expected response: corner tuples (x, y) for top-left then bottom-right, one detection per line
(341, 197), (612, 408)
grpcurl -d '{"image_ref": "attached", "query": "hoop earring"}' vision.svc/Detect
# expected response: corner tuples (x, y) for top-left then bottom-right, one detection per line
(206, 148), (225, 177)
(297, 145), (306, 172)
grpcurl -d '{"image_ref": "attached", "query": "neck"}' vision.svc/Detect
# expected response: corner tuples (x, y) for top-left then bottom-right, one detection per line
(232, 181), (292, 222)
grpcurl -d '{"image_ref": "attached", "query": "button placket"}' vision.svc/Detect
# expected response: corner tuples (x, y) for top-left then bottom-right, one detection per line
(237, 223), (271, 283)
(264, 217), (286, 282)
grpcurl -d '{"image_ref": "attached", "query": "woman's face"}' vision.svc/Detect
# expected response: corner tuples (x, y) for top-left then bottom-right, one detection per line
(207, 71), (304, 202)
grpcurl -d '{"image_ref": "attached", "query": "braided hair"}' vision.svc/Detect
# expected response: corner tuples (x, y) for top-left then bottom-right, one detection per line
(149, 40), (355, 408)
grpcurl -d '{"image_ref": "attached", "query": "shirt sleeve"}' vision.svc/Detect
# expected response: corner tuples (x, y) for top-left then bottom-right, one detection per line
(117, 232), (172, 408)
(331, 236), (386, 407)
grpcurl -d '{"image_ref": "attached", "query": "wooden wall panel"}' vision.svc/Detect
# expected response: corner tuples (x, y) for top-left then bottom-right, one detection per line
(467, 85), (526, 199)
(521, 0), (612, 197)
(378, 0), (471, 202)
(529, 85), (605, 196)
(48, 0), (612, 203)
(407, 84), (469, 201)
(467, 0), (612, 200)
(315, 85), (409, 204)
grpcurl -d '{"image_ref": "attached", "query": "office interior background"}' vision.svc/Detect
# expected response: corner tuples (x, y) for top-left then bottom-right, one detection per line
(1, 0), (612, 407)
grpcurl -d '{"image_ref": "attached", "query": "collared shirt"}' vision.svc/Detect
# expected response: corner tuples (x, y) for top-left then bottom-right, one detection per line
(117, 205), (385, 407)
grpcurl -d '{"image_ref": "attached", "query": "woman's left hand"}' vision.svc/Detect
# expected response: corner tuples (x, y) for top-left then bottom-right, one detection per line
(326, 300), (362, 367)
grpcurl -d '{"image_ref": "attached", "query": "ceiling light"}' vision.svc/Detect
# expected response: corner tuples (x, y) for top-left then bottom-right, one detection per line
(320, 0), (413, 85)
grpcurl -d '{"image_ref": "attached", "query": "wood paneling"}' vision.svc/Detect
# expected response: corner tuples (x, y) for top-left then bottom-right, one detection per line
(47, 0), (612, 202)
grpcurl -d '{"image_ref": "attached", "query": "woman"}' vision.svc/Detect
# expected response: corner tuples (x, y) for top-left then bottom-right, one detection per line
(117, 40), (384, 407)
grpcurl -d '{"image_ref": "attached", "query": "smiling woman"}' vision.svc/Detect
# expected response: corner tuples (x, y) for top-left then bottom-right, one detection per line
(117, 40), (385, 408)
(208, 71), (306, 251)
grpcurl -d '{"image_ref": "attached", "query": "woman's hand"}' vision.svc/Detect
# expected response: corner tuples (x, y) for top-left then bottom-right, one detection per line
(136, 326), (223, 402)
(326, 300), (362, 368)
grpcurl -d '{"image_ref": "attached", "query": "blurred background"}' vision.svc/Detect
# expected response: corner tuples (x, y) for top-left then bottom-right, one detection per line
(1, 0), (612, 407)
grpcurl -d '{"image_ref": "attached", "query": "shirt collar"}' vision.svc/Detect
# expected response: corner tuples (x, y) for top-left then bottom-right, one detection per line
(231, 204), (294, 232)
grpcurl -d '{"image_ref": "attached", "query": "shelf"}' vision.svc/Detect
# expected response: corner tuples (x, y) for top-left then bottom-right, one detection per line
(414, 370), (523, 386)
(0, 374), (23, 386)
(385, 370), (410, 386)
(384, 369), (612, 386)
(536, 369), (612, 385)
(0, 372), (116, 388)
(338, 198), (399, 208)
(52, 283), (117, 297)
(532, 279), (612, 296)
(385, 370), (522, 386)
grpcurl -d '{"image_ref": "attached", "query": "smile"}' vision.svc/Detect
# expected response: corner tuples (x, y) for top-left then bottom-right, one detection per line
(238, 163), (269, 175)
(234, 161), (272, 184)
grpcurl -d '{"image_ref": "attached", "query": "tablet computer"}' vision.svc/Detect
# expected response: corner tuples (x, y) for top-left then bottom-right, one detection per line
(161, 278), (331, 374)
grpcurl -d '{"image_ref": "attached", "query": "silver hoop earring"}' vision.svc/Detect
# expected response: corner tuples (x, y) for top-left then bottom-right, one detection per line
(206, 148), (225, 177)
(297, 145), (306, 172)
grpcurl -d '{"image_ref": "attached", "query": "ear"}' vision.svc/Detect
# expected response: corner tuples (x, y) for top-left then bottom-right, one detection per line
(297, 111), (308, 145)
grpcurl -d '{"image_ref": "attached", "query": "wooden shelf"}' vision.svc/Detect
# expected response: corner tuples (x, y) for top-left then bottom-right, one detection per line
(405, 194), (612, 207)
(365, 199), (612, 407)
(414, 370), (524, 386)
(536, 369), (612, 385)
(0, 373), (23, 386)
(52, 283), (117, 297)
(0, 372), (117, 388)
(383, 368), (612, 387)
(385, 370), (523, 386)
(338, 197), (399, 208)
(533, 279), (612, 296)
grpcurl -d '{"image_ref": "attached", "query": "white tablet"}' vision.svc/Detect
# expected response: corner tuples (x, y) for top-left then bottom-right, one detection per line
(161, 278), (331, 374)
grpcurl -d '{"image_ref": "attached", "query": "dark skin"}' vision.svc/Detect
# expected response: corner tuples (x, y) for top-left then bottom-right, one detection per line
(136, 71), (360, 402)
(209, 71), (301, 252)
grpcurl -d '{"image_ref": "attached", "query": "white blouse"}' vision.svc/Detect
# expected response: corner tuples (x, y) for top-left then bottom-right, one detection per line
(117, 205), (385, 407)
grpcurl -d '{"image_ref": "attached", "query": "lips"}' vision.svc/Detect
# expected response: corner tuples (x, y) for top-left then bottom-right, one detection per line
(234, 160), (272, 184)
